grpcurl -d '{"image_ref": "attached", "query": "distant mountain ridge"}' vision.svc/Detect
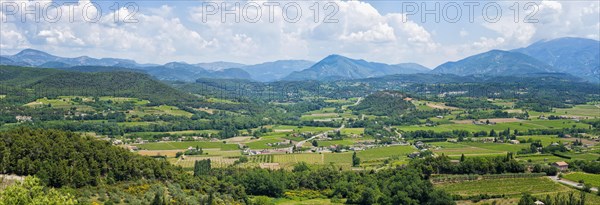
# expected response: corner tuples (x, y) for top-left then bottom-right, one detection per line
(512, 37), (600, 82)
(2, 37), (598, 82)
(0, 49), (253, 82)
(241, 60), (315, 82)
(431, 50), (555, 76)
(283, 55), (429, 81)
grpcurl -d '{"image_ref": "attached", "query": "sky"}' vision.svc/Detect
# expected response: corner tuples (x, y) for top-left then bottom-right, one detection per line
(0, 0), (599, 68)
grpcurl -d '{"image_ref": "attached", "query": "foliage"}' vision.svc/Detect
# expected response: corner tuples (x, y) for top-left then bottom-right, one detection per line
(351, 91), (415, 116)
(0, 128), (179, 188)
(0, 176), (77, 205)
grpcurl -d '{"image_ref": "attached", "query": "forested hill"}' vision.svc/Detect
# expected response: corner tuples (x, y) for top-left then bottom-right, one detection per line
(352, 91), (415, 116)
(0, 65), (200, 106)
(0, 128), (181, 188)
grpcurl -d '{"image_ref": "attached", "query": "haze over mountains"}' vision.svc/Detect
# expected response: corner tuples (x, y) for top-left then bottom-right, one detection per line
(1, 37), (598, 82)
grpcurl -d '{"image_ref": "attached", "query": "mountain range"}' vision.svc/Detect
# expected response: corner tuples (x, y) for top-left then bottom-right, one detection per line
(1, 37), (598, 82)
(283, 55), (430, 81)
(431, 50), (555, 76)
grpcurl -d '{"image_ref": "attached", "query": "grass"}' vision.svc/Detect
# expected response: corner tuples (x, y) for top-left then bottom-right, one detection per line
(324, 152), (353, 165)
(516, 155), (566, 163)
(274, 153), (324, 167)
(271, 125), (336, 133)
(269, 197), (344, 205)
(125, 130), (218, 137)
(396, 119), (588, 133)
(246, 138), (292, 149)
(562, 172), (600, 188)
(463, 142), (530, 153)
(430, 142), (514, 156)
(554, 105), (600, 117)
(176, 156), (238, 168)
(433, 146), (505, 156)
(300, 113), (342, 121)
(357, 145), (416, 161)
(517, 135), (571, 146)
(128, 105), (194, 118)
(0, 95), (5, 99)
(207, 98), (239, 104)
(436, 177), (570, 197)
(341, 128), (364, 135)
(135, 141), (239, 151)
(560, 153), (600, 161)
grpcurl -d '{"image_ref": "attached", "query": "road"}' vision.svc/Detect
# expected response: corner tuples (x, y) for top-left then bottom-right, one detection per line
(290, 124), (345, 153)
(288, 97), (361, 153)
(547, 176), (599, 192)
(353, 97), (363, 106)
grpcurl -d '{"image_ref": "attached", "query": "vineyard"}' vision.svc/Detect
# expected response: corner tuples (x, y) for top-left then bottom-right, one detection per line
(274, 154), (325, 167)
(249, 155), (274, 163)
(176, 156), (238, 168)
(431, 173), (547, 183)
(436, 177), (570, 197)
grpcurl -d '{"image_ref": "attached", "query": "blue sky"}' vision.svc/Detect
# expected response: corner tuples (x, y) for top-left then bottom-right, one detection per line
(1, 0), (599, 67)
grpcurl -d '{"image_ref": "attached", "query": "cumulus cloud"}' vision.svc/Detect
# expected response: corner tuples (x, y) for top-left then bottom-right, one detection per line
(0, 0), (597, 68)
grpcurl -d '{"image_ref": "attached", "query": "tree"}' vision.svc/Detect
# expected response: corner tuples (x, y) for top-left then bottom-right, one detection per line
(193, 159), (211, 176)
(460, 154), (465, 162)
(0, 176), (77, 205)
(311, 140), (319, 147)
(292, 162), (310, 172)
(518, 193), (535, 205)
(352, 152), (361, 167)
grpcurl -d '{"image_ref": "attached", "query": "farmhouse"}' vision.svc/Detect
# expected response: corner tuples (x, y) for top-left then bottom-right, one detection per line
(509, 140), (520, 144)
(534, 200), (545, 205)
(552, 161), (569, 171)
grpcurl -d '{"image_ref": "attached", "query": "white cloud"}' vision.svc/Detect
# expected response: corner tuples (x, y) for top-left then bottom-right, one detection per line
(0, 0), (597, 68)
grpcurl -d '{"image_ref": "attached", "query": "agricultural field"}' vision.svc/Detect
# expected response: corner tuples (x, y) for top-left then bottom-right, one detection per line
(135, 141), (239, 151)
(516, 135), (573, 146)
(463, 142), (529, 153)
(453, 192), (600, 205)
(554, 105), (600, 118)
(516, 154), (567, 163)
(323, 152), (353, 166)
(249, 155), (274, 163)
(24, 97), (94, 111)
(431, 142), (514, 157)
(176, 156), (238, 168)
(271, 125), (336, 133)
(357, 145), (416, 161)
(560, 152), (600, 161)
(124, 130), (218, 139)
(436, 177), (570, 197)
(128, 105), (194, 117)
(562, 172), (600, 188)
(245, 138), (292, 149)
(274, 153), (325, 167)
(206, 97), (239, 104)
(316, 140), (355, 147)
(396, 119), (588, 132)
(341, 128), (364, 135)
